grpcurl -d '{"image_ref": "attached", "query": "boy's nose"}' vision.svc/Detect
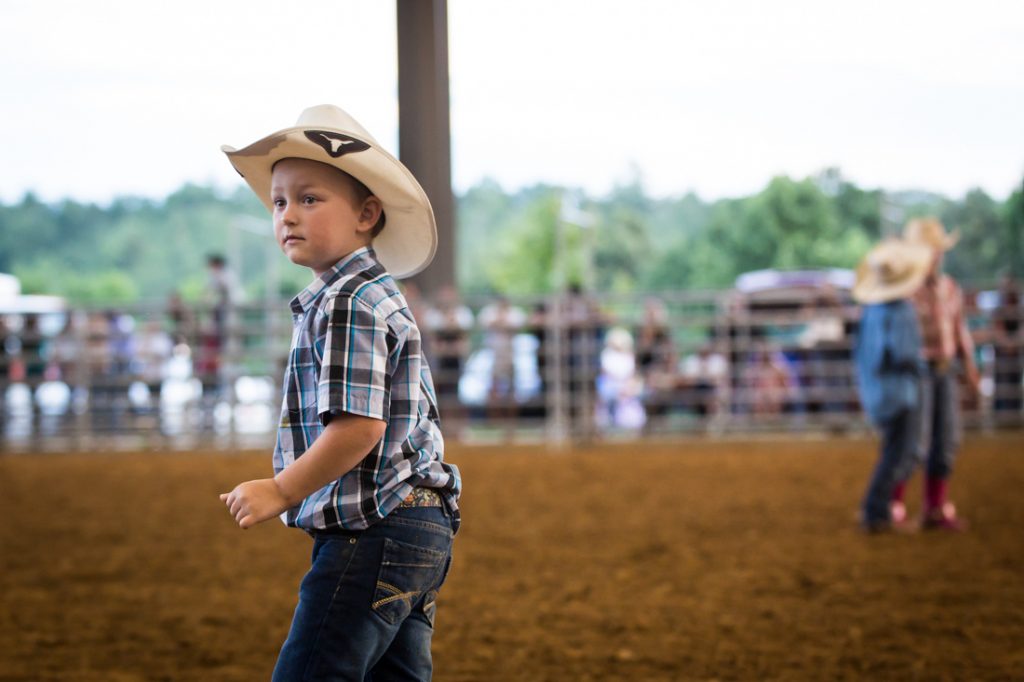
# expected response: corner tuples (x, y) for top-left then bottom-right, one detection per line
(281, 205), (298, 225)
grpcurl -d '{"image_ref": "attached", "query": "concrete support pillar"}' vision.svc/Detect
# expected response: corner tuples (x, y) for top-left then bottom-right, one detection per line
(396, 0), (454, 295)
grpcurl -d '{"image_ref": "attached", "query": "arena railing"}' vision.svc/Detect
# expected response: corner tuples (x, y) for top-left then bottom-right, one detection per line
(0, 291), (1020, 451)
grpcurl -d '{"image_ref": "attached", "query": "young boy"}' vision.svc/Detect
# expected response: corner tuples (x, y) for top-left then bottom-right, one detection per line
(219, 104), (461, 680)
(852, 238), (931, 533)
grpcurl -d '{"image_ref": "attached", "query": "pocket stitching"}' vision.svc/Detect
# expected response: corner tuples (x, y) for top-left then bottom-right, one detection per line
(371, 538), (446, 624)
(372, 580), (421, 610)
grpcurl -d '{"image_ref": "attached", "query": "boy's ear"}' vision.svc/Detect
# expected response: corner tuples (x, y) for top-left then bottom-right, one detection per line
(359, 196), (383, 232)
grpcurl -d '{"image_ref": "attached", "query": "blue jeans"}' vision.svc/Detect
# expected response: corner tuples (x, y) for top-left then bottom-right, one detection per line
(862, 406), (919, 525)
(272, 506), (454, 682)
(917, 366), (961, 479)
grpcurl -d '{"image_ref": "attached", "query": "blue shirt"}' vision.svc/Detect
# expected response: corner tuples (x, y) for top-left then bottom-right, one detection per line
(854, 299), (923, 424)
(274, 247), (460, 532)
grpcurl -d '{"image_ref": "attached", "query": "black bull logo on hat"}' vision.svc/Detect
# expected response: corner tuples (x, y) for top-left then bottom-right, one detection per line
(305, 130), (370, 158)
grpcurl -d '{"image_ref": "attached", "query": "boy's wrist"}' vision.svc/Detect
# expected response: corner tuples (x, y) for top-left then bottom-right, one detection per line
(272, 474), (302, 508)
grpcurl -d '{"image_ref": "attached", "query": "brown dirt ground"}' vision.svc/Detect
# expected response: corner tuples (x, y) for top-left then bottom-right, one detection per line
(1, 433), (1023, 682)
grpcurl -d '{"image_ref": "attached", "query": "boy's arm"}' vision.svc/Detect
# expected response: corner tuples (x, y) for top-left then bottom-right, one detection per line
(952, 287), (980, 394)
(220, 413), (386, 529)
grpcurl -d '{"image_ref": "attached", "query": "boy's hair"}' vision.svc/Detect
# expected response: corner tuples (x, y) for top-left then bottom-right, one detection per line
(341, 170), (387, 238)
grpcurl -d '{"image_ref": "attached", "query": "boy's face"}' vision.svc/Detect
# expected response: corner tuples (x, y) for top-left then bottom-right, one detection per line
(270, 158), (382, 277)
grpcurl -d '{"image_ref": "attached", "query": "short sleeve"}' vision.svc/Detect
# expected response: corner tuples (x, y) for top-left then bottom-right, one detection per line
(318, 293), (393, 423)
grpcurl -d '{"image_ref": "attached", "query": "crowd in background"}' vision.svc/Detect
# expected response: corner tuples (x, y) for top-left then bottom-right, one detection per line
(0, 256), (244, 441)
(1, 268), (1021, 446)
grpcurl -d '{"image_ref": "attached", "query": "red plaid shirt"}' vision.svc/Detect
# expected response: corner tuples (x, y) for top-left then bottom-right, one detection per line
(912, 273), (975, 365)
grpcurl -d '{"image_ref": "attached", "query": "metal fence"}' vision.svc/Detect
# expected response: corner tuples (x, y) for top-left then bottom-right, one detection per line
(1, 288), (1021, 452)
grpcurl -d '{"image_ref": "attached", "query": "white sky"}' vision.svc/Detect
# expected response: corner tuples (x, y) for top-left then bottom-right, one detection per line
(2, 0), (1023, 204)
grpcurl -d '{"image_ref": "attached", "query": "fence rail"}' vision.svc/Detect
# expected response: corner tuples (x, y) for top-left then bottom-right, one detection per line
(1, 288), (1021, 452)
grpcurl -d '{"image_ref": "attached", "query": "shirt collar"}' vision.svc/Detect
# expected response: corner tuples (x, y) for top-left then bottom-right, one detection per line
(289, 247), (379, 315)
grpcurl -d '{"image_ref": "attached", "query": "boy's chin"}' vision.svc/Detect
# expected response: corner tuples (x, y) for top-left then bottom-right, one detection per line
(291, 253), (351, 277)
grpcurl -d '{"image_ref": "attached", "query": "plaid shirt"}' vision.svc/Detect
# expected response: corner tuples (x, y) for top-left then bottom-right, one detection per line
(912, 272), (975, 365)
(274, 247), (460, 532)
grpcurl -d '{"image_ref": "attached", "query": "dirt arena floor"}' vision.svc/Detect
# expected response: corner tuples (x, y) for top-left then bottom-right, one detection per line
(2, 433), (1023, 681)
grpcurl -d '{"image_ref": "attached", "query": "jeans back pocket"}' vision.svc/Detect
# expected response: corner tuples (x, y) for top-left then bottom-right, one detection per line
(372, 537), (447, 625)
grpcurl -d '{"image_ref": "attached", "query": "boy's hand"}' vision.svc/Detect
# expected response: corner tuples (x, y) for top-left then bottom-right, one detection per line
(220, 478), (291, 529)
(963, 364), (981, 399)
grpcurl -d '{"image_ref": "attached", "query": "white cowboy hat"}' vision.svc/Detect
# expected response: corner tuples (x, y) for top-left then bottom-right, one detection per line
(903, 217), (959, 252)
(222, 105), (437, 279)
(852, 238), (933, 304)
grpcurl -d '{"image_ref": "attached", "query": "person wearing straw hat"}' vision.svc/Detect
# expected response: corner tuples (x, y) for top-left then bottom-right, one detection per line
(852, 238), (931, 532)
(218, 105), (461, 680)
(901, 217), (979, 531)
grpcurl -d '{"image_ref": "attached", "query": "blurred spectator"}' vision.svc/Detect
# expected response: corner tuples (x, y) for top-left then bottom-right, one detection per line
(798, 287), (852, 414)
(991, 274), (1022, 414)
(108, 311), (136, 377)
(423, 285), (474, 428)
(0, 316), (9, 424)
(0, 316), (10, 373)
(635, 297), (675, 421)
(84, 311), (118, 429)
(49, 312), (84, 384)
(134, 319), (174, 410)
(166, 291), (195, 346)
(595, 327), (646, 432)
(743, 342), (799, 416)
(636, 298), (675, 373)
(963, 288), (990, 384)
(198, 255), (241, 404)
(83, 312), (111, 378)
(721, 293), (757, 414)
(0, 315), (8, 403)
(678, 340), (728, 418)
(525, 301), (549, 411)
(206, 254), (240, 335)
(566, 284), (606, 433)
(10, 313), (48, 386)
(478, 296), (526, 428)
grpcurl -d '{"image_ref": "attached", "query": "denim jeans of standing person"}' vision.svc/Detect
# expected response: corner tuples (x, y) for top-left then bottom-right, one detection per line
(272, 505), (455, 682)
(861, 406), (919, 527)
(917, 366), (961, 479)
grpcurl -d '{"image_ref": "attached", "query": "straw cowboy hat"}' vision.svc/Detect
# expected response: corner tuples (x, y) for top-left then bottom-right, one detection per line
(903, 217), (959, 252)
(852, 238), (933, 304)
(222, 105), (437, 279)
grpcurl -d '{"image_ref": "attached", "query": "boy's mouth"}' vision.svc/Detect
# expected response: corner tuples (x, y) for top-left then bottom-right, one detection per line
(282, 235), (303, 245)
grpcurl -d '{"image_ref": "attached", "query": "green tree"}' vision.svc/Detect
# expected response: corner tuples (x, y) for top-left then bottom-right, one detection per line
(0, 193), (59, 273)
(456, 178), (517, 293)
(483, 190), (564, 295)
(591, 182), (651, 292)
(940, 188), (1003, 285)
(1, 170), (1021, 304)
(1003, 180), (1024, 277)
(833, 181), (883, 241)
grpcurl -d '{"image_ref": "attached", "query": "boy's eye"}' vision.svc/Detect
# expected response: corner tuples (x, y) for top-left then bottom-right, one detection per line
(272, 198), (286, 209)
(302, 195), (317, 205)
